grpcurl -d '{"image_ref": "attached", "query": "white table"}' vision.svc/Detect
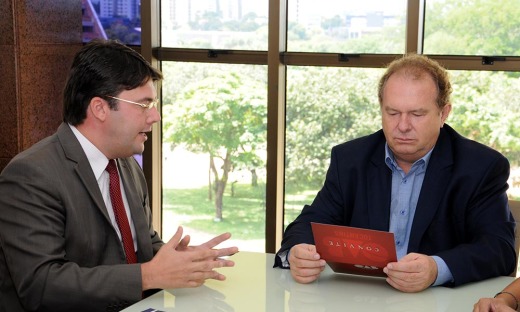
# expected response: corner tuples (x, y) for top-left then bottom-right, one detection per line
(122, 251), (515, 312)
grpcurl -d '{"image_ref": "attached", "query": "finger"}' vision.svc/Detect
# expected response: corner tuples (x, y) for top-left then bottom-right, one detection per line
(214, 246), (239, 258)
(291, 244), (319, 261)
(386, 276), (415, 293)
(186, 262), (230, 282)
(386, 273), (427, 293)
(214, 258), (235, 268)
(200, 232), (232, 249)
(294, 258), (326, 270)
(386, 259), (421, 274)
(187, 270), (227, 287)
(176, 235), (191, 250)
(165, 226), (183, 249)
(290, 251), (326, 268)
(291, 267), (321, 284)
(187, 247), (234, 265)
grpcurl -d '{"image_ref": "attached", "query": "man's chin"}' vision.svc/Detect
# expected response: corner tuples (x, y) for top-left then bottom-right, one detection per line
(391, 146), (420, 157)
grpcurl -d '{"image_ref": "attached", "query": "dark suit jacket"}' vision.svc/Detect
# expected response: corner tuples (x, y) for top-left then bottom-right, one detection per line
(275, 124), (516, 287)
(0, 123), (164, 312)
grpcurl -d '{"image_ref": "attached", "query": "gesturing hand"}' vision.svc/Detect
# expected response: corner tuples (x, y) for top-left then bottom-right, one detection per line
(141, 226), (239, 290)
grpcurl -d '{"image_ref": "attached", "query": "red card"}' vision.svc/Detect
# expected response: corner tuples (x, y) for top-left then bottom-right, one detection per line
(311, 223), (397, 277)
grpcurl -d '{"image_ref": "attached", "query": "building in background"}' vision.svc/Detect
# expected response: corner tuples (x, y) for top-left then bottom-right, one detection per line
(82, 0), (141, 45)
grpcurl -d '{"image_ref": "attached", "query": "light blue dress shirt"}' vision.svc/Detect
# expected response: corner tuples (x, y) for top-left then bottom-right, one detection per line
(385, 143), (453, 286)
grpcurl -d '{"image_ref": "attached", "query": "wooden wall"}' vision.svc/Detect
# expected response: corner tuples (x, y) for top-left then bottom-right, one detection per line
(0, 0), (83, 171)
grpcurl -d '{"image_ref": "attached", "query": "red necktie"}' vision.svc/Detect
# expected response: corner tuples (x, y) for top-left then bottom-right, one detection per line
(106, 159), (137, 264)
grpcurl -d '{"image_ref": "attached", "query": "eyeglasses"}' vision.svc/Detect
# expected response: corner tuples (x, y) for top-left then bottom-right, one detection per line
(106, 95), (159, 109)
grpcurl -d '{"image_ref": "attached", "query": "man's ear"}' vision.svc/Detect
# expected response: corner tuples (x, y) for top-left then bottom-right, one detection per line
(89, 97), (109, 121)
(441, 104), (452, 126)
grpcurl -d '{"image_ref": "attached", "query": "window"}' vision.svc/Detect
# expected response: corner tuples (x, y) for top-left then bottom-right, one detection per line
(144, 0), (520, 253)
(424, 0), (520, 56)
(287, 0), (407, 53)
(82, 0), (141, 45)
(285, 66), (383, 227)
(161, 62), (268, 251)
(161, 0), (268, 50)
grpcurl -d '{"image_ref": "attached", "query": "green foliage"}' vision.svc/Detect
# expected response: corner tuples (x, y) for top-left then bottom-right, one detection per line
(424, 0), (520, 55)
(448, 71), (520, 165)
(163, 69), (266, 165)
(163, 183), (315, 239)
(285, 67), (382, 189)
(162, 64), (267, 219)
(163, 184), (265, 239)
(288, 13), (405, 53)
(161, 0), (520, 211)
(189, 11), (223, 31)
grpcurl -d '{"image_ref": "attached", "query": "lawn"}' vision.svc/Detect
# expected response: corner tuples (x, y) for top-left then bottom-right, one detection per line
(162, 183), (316, 240)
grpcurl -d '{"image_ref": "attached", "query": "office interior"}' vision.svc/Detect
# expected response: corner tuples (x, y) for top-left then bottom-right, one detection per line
(2, 0), (520, 255)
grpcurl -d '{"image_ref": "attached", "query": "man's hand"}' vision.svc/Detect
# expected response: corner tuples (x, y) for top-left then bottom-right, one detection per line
(473, 297), (517, 312)
(383, 252), (437, 292)
(141, 226), (239, 290)
(288, 244), (326, 284)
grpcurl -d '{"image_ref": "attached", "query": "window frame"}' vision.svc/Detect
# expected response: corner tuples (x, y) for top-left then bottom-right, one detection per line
(141, 0), (520, 253)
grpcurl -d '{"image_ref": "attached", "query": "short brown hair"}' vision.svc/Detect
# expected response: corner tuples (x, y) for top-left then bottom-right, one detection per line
(378, 54), (452, 109)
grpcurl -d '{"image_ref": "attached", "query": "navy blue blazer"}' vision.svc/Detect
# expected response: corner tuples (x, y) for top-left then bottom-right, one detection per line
(275, 124), (516, 287)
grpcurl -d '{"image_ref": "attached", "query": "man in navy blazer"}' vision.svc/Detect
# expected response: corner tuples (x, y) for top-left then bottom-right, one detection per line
(275, 54), (516, 292)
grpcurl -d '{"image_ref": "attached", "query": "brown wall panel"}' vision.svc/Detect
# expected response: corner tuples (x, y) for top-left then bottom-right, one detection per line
(0, 0), (82, 171)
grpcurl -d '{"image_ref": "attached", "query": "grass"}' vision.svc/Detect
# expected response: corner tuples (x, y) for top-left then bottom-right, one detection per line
(162, 183), (317, 240)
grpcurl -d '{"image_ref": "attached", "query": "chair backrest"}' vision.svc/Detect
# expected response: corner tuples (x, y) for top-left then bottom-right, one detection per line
(509, 200), (520, 277)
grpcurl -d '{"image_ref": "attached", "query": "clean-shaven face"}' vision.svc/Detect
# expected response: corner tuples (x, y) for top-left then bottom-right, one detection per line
(106, 79), (161, 158)
(381, 71), (451, 170)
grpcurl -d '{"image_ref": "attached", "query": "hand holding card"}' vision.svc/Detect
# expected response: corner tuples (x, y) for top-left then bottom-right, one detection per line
(311, 223), (397, 277)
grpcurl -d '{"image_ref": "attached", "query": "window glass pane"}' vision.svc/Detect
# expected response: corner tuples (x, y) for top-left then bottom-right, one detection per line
(287, 0), (407, 53)
(161, 0), (268, 50)
(424, 0), (520, 56)
(161, 62), (267, 252)
(448, 70), (520, 199)
(82, 0), (141, 45)
(284, 66), (382, 226)
(284, 67), (520, 226)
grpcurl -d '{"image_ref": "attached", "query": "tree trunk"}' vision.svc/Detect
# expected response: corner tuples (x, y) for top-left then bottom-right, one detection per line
(208, 155), (212, 201)
(214, 180), (225, 221)
(250, 168), (258, 187)
(208, 151), (232, 222)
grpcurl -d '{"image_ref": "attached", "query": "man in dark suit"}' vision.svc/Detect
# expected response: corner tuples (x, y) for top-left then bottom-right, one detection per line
(274, 54), (516, 293)
(0, 39), (238, 312)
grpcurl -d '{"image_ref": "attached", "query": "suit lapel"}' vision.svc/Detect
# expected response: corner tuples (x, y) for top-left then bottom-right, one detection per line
(117, 158), (154, 261)
(57, 123), (112, 224)
(408, 128), (454, 252)
(367, 140), (392, 231)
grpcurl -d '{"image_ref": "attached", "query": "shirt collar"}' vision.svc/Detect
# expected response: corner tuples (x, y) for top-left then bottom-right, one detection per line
(69, 124), (109, 180)
(384, 143), (433, 173)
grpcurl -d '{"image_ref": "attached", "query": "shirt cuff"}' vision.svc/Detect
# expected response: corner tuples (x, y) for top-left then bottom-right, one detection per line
(278, 250), (290, 268)
(431, 255), (454, 286)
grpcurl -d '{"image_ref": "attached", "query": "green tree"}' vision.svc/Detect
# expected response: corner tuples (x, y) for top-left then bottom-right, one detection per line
(285, 67), (382, 189)
(163, 70), (266, 221)
(321, 15), (343, 32)
(422, 0), (520, 165)
(448, 71), (520, 165)
(424, 0), (520, 55)
(189, 11), (223, 31)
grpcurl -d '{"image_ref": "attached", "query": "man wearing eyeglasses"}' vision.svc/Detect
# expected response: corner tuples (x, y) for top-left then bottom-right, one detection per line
(0, 39), (238, 312)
